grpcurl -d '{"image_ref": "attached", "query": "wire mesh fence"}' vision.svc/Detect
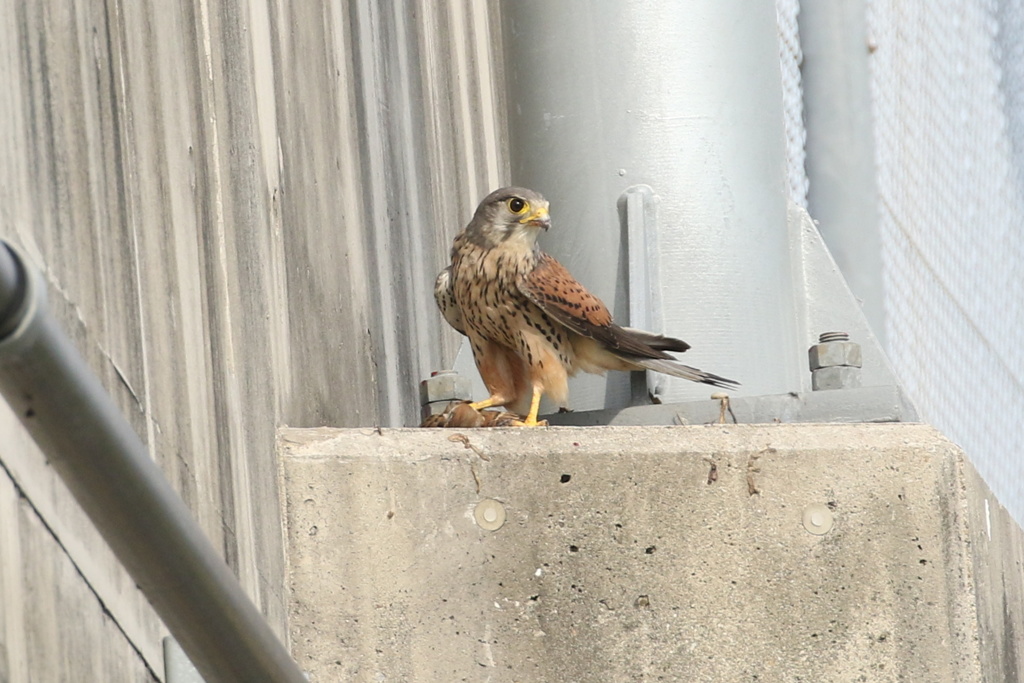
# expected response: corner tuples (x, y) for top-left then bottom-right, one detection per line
(781, 0), (1024, 521)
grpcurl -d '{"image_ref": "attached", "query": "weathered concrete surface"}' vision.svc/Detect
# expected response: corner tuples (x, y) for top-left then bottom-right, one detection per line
(0, 462), (158, 683)
(279, 424), (1024, 682)
(2, 1), (505, 676)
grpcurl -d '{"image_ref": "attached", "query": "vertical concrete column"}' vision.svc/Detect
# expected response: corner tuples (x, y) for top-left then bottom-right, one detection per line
(501, 1), (801, 408)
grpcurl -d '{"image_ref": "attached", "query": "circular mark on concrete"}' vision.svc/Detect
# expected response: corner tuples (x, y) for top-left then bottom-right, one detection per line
(474, 499), (506, 531)
(802, 503), (834, 535)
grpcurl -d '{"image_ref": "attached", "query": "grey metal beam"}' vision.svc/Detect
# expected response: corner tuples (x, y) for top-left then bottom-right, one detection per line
(799, 0), (887, 345)
(543, 384), (918, 427)
(0, 241), (305, 683)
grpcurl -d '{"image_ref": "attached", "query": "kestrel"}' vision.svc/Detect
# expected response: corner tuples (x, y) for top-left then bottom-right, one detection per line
(435, 186), (738, 426)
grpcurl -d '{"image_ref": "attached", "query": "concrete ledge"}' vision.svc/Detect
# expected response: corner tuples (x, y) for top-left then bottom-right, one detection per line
(279, 424), (1024, 682)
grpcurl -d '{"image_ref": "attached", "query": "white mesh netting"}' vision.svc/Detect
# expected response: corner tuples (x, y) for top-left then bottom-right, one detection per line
(866, 1), (1024, 521)
(778, 1), (1024, 521)
(776, 0), (810, 207)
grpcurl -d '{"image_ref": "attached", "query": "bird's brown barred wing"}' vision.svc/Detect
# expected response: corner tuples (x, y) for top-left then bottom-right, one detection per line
(519, 253), (611, 327)
(520, 253), (739, 390)
(519, 254), (687, 360)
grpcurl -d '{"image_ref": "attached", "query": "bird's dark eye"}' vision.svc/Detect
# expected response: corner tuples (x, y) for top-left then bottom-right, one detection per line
(508, 197), (528, 214)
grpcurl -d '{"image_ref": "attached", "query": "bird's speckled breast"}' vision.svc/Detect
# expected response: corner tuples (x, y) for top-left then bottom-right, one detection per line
(451, 238), (531, 347)
(450, 237), (574, 370)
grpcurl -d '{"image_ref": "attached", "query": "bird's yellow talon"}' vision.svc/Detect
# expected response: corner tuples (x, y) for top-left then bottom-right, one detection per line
(507, 416), (548, 428)
(468, 396), (505, 412)
(521, 386), (544, 426)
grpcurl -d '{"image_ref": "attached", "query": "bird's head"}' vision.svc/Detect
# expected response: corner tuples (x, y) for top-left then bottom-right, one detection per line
(465, 187), (551, 248)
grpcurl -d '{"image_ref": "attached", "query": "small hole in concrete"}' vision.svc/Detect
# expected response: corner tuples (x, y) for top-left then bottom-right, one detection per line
(560, 474), (571, 483)
(569, 545), (579, 553)
(645, 546), (656, 554)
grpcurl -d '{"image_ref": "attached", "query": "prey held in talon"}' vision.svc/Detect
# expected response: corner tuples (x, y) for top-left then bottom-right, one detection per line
(434, 187), (738, 426)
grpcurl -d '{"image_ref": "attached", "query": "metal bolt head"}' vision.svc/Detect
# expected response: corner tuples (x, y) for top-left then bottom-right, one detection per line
(812, 366), (862, 391)
(808, 340), (862, 370)
(419, 370), (472, 405)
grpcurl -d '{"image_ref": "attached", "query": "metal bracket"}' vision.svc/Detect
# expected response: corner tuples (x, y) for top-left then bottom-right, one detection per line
(619, 185), (665, 404)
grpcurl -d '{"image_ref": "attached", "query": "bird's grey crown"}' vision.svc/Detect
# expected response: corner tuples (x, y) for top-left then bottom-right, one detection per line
(477, 186), (547, 211)
(470, 186), (546, 223)
(460, 186), (548, 248)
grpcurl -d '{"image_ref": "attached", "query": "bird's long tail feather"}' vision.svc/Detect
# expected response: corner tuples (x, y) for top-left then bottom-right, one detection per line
(632, 357), (739, 390)
(618, 326), (691, 353)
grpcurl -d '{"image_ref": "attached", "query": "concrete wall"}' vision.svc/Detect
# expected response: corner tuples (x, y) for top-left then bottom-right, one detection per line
(280, 423), (1024, 682)
(0, 0), (503, 678)
(0, 455), (157, 683)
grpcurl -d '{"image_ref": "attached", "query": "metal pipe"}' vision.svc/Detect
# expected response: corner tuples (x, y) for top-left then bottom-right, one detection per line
(0, 241), (305, 683)
(501, 0), (803, 409)
(0, 242), (25, 339)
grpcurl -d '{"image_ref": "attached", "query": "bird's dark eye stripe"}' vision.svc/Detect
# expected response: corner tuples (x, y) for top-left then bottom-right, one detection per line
(508, 197), (527, 214)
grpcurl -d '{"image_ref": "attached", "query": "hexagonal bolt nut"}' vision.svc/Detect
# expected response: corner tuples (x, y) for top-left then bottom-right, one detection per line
(812, 366), (862, 391)
(808, 340), (862, 371)
(419, 371), (472, 405)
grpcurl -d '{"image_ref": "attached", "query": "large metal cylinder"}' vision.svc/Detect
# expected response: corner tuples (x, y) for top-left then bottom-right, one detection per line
(501, 1), (801, 409)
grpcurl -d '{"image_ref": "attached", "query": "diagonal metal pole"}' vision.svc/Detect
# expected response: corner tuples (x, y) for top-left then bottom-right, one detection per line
(0, 241), (305, 683)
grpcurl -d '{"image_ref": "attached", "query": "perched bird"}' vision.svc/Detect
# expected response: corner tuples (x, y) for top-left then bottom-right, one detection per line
(434, 186), (738, 426)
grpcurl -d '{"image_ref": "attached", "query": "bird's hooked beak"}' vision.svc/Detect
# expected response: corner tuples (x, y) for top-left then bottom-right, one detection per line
(519, 205), (550, 231)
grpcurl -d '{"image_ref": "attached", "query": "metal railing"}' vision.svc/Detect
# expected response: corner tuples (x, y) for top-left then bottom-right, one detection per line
(0, 241), (305, 683)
